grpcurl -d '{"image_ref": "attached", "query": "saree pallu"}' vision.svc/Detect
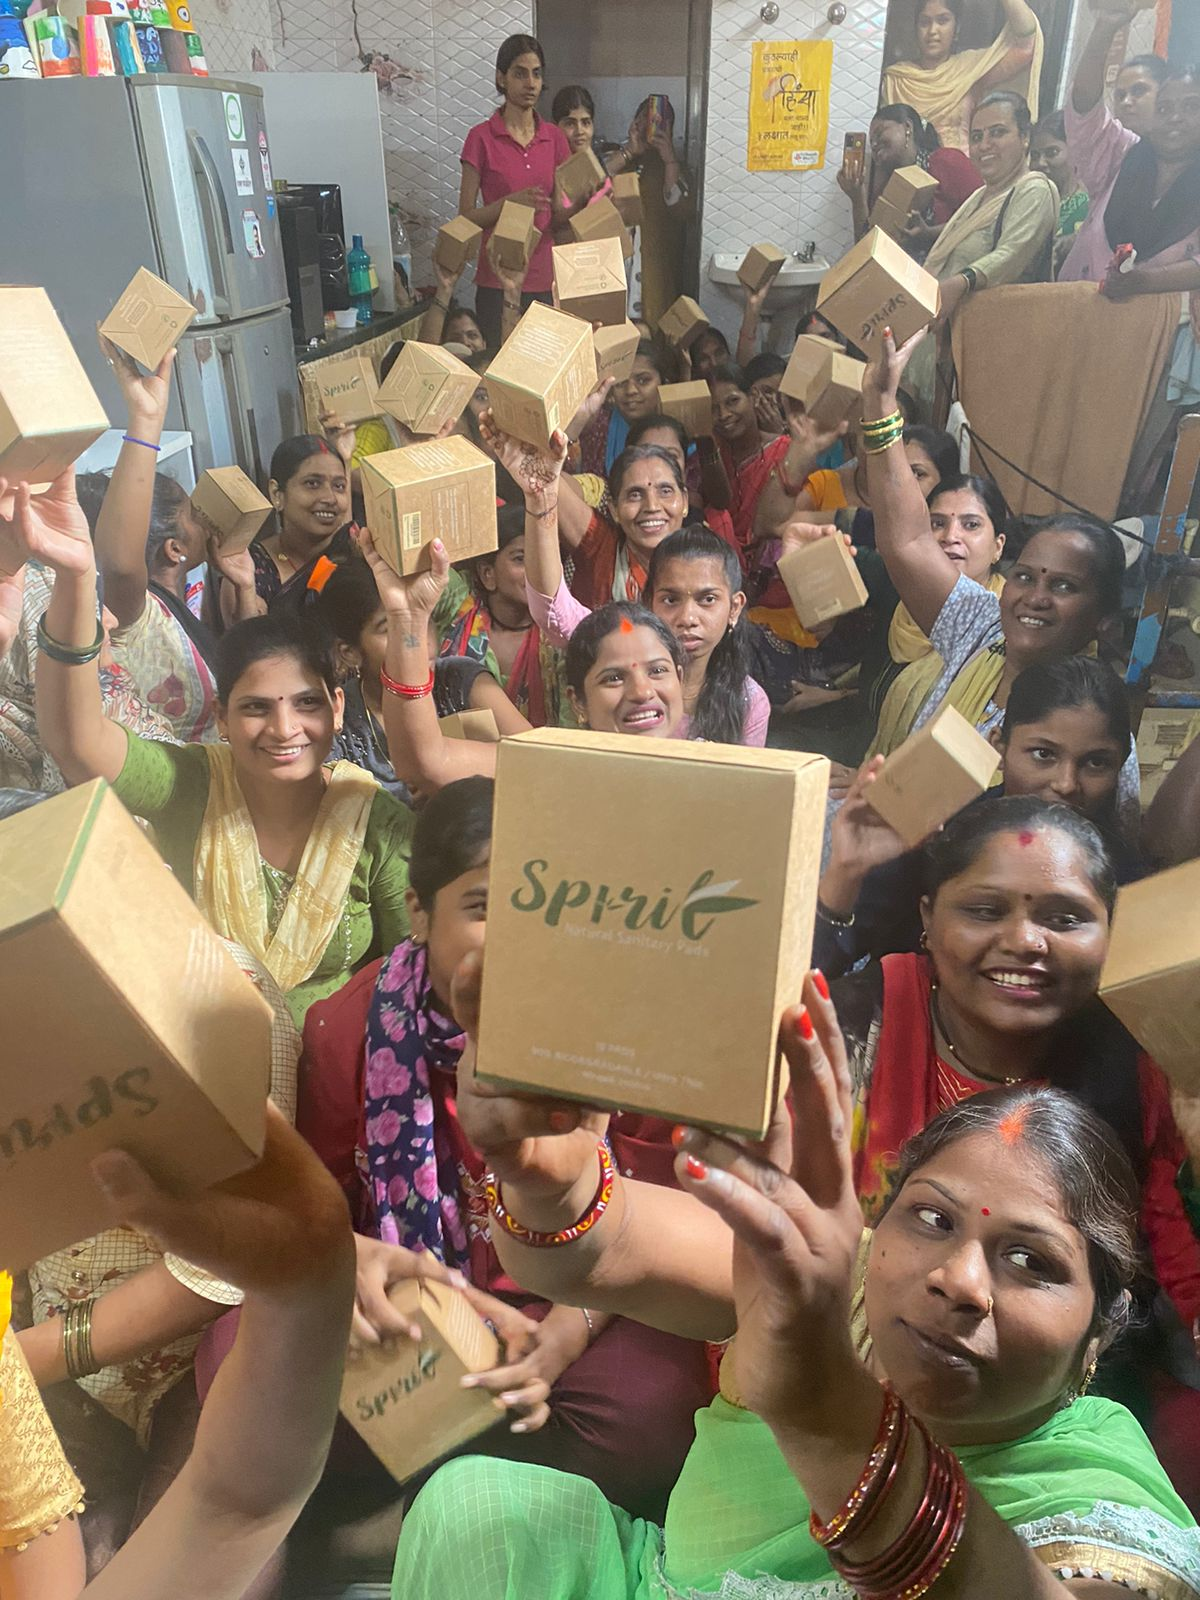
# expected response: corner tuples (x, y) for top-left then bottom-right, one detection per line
(868, 638), (1004, 759)
(439, 597), (564, 728)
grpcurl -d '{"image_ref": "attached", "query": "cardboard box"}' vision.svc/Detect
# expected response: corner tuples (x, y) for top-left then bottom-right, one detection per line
(867, 196), (909, 244)
(864, 704), (1001, 849)
(376, 341), (477, 436)
(313, 354), (381, 426)
(434, 215), (482, 277)
(190, 466), (272, 555)
(738, 242), (787, 294)
(779, 334), (843, 406)
(477, 731), (829, 1138)
(0, 780), (272, 1273)
(611, 171), (643, 227)
(0, 287), (108, 487)
(777, 534), (869, 631)
(99, 267), (196, 371)
(803, 348), (867, 428)
(552, 238), (628, 327)
(339, 1279), (500, 1484)
(593, 321), (641, 386)
(490, 200), (539, 275)
(439, 708), (501, 743)
(658, 380), (713, 439)
(556, 146), (608, 206)
(658, 294), (709, 350)
(568, 196), (633, 259)
(817, 229), (940, 359)
(362, 435), (497, 577)
(1100, 861), (1200, 1093)
(484, 301), (597, 448)
(879, 164), (940, 217)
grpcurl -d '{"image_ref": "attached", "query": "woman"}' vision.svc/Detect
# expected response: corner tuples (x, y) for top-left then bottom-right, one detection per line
(298, 778), (713, 1525)
(577, 341), (669, 477)
(627, 412), (736, 546)
(459, 34), (571, 348)
(908, 91), (1058, 410)
(839, 102), (982, 253)
(1030, 109), (1089, 277)
(604, 95), (693, 327)
(709, 364), (787, 559)
(19, 474), (412, 1025)
(552, 84), (597, 156)
(243, 436), (353, 616)
(816, 657), (1140, 979)
(393, 977), (1199, 1598)
(556, 443), (689, 609)
(882, 0), (1043, 154)
(1114, 51), (1170, 142)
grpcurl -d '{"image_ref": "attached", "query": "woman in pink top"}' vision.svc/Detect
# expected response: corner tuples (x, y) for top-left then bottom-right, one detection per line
(459, 34), (572, 348)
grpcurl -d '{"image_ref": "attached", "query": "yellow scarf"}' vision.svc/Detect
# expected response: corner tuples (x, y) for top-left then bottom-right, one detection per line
(194, 747), (377, 995)
(887, 574), (1006, 666)
(881, 22), (1043, 151)
(870, 642), (1006, 761)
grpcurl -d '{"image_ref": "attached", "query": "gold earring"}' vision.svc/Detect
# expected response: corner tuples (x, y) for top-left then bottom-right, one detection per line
(1080, 1359), (1098, 1396)
(920, 930), (929, 950)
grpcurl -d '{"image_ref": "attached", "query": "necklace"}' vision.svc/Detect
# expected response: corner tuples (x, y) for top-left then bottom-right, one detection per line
(929, 983), (1024, 1087)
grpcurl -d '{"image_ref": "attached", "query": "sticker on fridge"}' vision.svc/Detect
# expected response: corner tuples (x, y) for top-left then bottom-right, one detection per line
(223, 91), (245, 143)
(231, 146), (254, 197)
(242, 210), (265, 260)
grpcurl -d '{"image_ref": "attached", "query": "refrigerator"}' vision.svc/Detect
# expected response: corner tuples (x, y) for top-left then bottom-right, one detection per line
(0, 76), (301, 483)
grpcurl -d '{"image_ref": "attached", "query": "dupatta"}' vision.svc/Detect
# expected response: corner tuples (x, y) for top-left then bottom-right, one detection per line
(881, 21), (1044, 151)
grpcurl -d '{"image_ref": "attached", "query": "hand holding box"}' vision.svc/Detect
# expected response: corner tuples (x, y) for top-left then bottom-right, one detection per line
(863, 705), (1001, 848)
(658, 295), (709, 350)
(777, 534), (868, 631)
(738, 243), (787, 295)
(314, 354), (381, 427)
(434, 216), (482, 277)
(556, 147), (608, 207)
(779, 334), (844, 405)
(361, 435), (497, 576)
(190, 466), (272, 554)
(817, 229), (939, 358)
(489, 201), (540, 276)
(803, 349), (867, 428)
(377, 342), (477, 436)
(0, 287), (108, 487)
(593, 322), (641, 385)
(485, 302), (597, 448)
(568, 196), (633, 259)
(553, 239), (628, 327)
(658, 380), (714, 439)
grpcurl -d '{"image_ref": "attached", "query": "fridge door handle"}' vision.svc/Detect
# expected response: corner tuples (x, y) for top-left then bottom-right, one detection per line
(215, 333), (263, 481)
(188, 130), (233, 316)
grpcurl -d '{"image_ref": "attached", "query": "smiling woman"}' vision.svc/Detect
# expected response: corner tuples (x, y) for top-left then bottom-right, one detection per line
(240, 435), (353, 616)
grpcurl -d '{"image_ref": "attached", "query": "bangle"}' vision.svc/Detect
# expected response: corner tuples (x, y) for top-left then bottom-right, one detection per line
(380, 664), (434, 700)
(581, 1307), (596, 1338)
(811, 1386), (908, 1550)
(525, 500), (558, 519)
(122, 434), (161, 452)
(775, 462), (806, 499)
(36, 612), (104, 665)
(503, 299), (521, 311)
(859, 408), (904, 440)
(63, 1299), (99, 1381)
(434, 296), (451, 312)
(860, 408), (906, 456)
(862, 429), (904, 456)
(815, 898), (856, 929)
(488, 1141), (615, 1248)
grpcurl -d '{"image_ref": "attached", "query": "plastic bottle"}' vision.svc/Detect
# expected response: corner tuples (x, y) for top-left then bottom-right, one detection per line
(347, 234), (373, 326)
(390, 206), (413, 304)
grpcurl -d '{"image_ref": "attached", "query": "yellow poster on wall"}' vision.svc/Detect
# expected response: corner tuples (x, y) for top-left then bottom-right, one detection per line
(747, 39), (833, 172)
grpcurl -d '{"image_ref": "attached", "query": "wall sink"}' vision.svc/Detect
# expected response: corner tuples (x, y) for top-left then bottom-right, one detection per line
(708, 252), (830, 304)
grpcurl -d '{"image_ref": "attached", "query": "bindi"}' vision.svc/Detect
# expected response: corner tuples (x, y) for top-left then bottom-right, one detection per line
(980, 1207), (991, 1216)
(1017, 830), (1035, 846)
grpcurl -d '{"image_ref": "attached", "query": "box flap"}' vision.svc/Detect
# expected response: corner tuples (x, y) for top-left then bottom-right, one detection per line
(0, 778), (104, 934)
(503, 726), (828, 776)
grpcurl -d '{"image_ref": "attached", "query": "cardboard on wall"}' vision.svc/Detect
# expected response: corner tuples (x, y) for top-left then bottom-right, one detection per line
(552, 238), (628, 327)
(0, 780), (272, 1273)
(568, 196), (633, 259)
(484, 301), (597, 448)
(777, 534), (868, 631)
(190, 465), (272, 554)
(99, 267), (196, 371)
(489, 200), (539, 275)
(314, 354), (381, 426)
(611, 171), (643, 227)
(376, 341), (477, 436)
(779, 333), (843, 405)
(738, 242), (787, 294)
(803, 348), (867, 428)
(593, 322), (641, 386)
(658, 294), (709, 350)
(864, 704), (1001, 848)
(361, 434), (497, 576)
(439, 708), (501, 743)
(1100, 860), (1200, 1094)
(556, 146), (608, 206)
(879, 164), (940, 217)
(0, 286), (108, 487)
(478, 730), (830, 1138)
(658, 379), (714, 439)
(434, 215), (483, 276)
(817, 229), (940, 359)
(339, 1279), (501, 1484)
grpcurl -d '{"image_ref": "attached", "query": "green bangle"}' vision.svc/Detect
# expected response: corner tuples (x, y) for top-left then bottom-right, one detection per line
(37, 611), (104, 665)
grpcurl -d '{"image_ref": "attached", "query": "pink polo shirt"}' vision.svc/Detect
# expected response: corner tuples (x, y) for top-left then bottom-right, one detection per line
(462, 110), (571, 293)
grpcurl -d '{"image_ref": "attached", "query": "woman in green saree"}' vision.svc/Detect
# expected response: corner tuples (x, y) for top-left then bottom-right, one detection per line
(394, 969), (1200, 1600)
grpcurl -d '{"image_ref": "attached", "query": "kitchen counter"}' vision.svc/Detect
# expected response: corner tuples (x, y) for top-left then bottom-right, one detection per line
(295, 299), (430, 365)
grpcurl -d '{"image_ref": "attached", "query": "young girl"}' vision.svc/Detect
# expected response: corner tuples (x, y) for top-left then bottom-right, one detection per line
(708, 363), (787, 558)
(552, 83), (596, 154)
(577, 340), (669, 476)
(241, 435), (352, 615)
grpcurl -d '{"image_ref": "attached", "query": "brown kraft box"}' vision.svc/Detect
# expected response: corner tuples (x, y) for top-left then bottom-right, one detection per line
(865, 704), (1001, 849)
(777, 535), (869, 631)
(439, 708), (500, 742)
(0, 780), (272, 1273)
(611, 172), (643, 227)
(816, 229), (940, 358)
(658, 295), (709, 350)
(593, 322), (641, 385)
(376, 341), (477, 435)
(362, 434), (497, 576)
(477, 730), (830, 1138)
(556, 146), (608, 206)
(485, 302), (597, 448)
(1100, 860), (1200, 1094)
(490, 200), (540, 275)
(658, 380), (713, 439)
(779, 334), (843, 406)
(0, 286), (108, 487)
(737, 243), (787, 294)
(867, 196), (910, 244)
(568, 196), (633, 259)
(435, 215), (483, 276)
(803, 348), (867, 428)
(100, 267), (197, 371)
(190, 466), (273, 554)
(339, 1279), (501, 1484)
(553, 239), (628, 327)
(878, 164), (940, 217)
(314, 354), (382, 426)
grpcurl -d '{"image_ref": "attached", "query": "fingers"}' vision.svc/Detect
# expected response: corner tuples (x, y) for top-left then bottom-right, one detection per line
(90, 1147), (191, 1256)
(429, 538), (451, 581)
(156, 348), (177, 382)
(780, 977), (854, 1208)
(679, 1142), (815, 1285)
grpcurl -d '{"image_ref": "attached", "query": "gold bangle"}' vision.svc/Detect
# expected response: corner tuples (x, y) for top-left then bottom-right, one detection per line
(862, 432), (904, 456)
(63, 1299), (99, 1381)
(860, 409), (904, 438)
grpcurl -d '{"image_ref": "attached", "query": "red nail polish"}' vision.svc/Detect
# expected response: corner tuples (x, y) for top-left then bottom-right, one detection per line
(797, 1007), (815, 1042)
(671, 1124), (687, 1149)
(812, 969), (830, 1002)
(684, 1154), (708, 1181)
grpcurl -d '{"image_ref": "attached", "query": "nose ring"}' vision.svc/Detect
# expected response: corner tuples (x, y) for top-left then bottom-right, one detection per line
(985, 1296), (994, 1318)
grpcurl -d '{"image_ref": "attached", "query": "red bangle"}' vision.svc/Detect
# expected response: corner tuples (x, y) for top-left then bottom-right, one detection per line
(380, 664), (434, 700)
(488, 1142), (615, 1248)
(810, 1385), (908, 1550)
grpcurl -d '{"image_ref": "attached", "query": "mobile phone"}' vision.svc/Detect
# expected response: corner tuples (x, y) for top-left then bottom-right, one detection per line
(842, 132), (867, 182)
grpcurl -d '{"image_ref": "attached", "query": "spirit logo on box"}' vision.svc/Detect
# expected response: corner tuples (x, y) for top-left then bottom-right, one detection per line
(511, 862), (758, 943)
(353, 1345), (443, 1422)
(0, 1069), (158, 1167)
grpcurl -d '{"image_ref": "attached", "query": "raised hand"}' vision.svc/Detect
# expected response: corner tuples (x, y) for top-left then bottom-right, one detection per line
(567, 376), (616, 439)
(779, 517), (855, 559)
(318, 407), (357, 466)
(434, 257), (464, 301)
(99, 329), (175, 434)
(0, 470), (93, 577)
(358, 524), (450, 620)
(206, 534), (258, 596)
(753, 385), (786, 436)
(780, 394), (850, 460)
(477, 411), (568, 507)
(862, 324), (926, 409)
